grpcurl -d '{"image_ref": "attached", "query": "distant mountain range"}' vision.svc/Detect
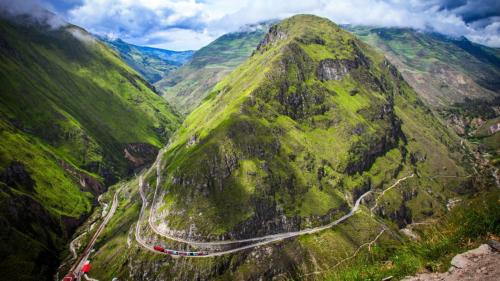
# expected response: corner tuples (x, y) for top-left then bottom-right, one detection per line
(154, 22), (272, 114)
(150, 22), (500, 166)
(345, 26), (500, 107)
(345, 26), (500, 166)
(99, 36), (194, 83)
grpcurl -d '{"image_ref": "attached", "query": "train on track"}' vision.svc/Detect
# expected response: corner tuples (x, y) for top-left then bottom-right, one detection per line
(153, 245), (207, 256)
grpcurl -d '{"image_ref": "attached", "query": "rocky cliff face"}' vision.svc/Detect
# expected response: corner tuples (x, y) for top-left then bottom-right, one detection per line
(317, 58), (360, 81)
(0, 161), (35, 192)
(147, 15), (468, 241)
(124, 143), (159, 172)
(86, 15), (474, 281)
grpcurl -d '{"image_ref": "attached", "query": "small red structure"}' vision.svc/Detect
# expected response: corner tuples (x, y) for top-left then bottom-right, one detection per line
(63, 273), (76, 281)
(82, 261), (91, 273)
(153, 245), (165, 252)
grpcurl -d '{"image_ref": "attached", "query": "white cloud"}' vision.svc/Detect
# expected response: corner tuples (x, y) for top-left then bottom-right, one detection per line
(0, 0), (67, 29)
(67, 26), (96, 44)
(139, 28), (215, 51)
(56, 0), (500, 49)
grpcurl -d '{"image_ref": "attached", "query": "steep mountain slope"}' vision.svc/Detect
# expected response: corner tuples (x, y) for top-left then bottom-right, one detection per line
(347, 27), (500, 167)
(346, 26), (500, 107)
(87, 15), (479, 281)
(100, 37), (194, 83)
(0, 14), (181, 280)
(155, 23), (270, 114)
(152, 14), (470, 240)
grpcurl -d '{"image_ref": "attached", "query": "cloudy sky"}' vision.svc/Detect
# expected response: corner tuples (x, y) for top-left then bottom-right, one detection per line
(2, 0), (499, 50)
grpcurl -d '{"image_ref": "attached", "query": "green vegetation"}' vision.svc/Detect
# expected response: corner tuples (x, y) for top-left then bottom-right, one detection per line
(155, 23), (271, 114)
(100, 37), (193, 83)
(323, 189), (500, 280)
(440, 97), (500, 166)
(84, 15), (493, 281)
(150, 15), (470, 238)
(347, 26), (500, 107)
(0, 16), (181, 281)
(348, 25), (500, 170)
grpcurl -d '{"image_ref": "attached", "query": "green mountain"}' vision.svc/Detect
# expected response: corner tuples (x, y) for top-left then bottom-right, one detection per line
(87, 15), (488, 281)
(158, 23), (500, 166)
(0, 15), (181, 280)
(155, 23), (271, 114)
(346, 26), (500, 166)
(346, 26), (499, 107)
(152, 14), (469, 242)
(99, 37), (194, 84)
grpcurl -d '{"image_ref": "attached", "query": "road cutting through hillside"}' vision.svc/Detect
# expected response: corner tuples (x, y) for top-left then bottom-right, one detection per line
(67, 185), (122, 280)
(134, 152), (416, 257)
(147, 151), (414, 246)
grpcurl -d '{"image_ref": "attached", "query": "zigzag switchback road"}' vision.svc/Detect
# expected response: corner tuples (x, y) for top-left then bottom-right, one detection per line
(134, 149), (416, 257)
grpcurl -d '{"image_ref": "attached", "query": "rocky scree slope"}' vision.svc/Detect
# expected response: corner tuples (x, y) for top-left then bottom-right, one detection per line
(0, 14), (181, 281)
(88, 15), (474, 281)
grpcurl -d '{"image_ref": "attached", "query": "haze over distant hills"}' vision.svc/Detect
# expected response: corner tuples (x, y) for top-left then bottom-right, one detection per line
(155, 22), (272, 114)
(99, 36), (194, 84)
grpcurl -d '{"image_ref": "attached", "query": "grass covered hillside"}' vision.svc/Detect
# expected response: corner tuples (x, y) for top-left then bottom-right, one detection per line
(100, 37), (194, 84)
(84, 15), (486, 281)
(0, 15), (181, 280)
(155, 23), (270, 114)
(152, 15), (471, 242)
(347, 26), (500, 107)
(347, 26), (500, 167)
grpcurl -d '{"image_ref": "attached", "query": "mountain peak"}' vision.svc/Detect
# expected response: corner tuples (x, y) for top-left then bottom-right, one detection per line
(147, 15), (467, 245)
(256, 14), (362, 61)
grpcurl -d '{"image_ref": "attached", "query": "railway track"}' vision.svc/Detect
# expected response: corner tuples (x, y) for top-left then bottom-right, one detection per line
(134, 153), (415, 257)
(65, 185), (122, 280)
(70, 146), (417, 264)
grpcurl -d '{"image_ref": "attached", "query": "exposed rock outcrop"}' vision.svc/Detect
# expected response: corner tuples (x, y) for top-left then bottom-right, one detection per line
(124, 143), (159, 171)
(402, 243), (500, 281)
(317, 58), (359, 81)
(59, 160), (105, 196)
(0, 161), (35, 192)
(256, 25), (287, 51)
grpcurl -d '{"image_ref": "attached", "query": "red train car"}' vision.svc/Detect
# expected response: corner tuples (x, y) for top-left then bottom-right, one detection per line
(63, 273), (76, 281)
(82, 261), (91, 273)
(153, 245), (165, 252)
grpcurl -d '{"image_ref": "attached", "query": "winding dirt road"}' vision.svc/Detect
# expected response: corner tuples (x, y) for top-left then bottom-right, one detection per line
(134, 156), (415, 257)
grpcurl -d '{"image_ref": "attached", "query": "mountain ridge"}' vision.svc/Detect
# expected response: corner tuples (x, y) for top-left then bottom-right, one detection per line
(155, 23), (271, 114)
(85, 15), (485, 281)
(0, 14), (181, 280)
(99, 36), (194, 83)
